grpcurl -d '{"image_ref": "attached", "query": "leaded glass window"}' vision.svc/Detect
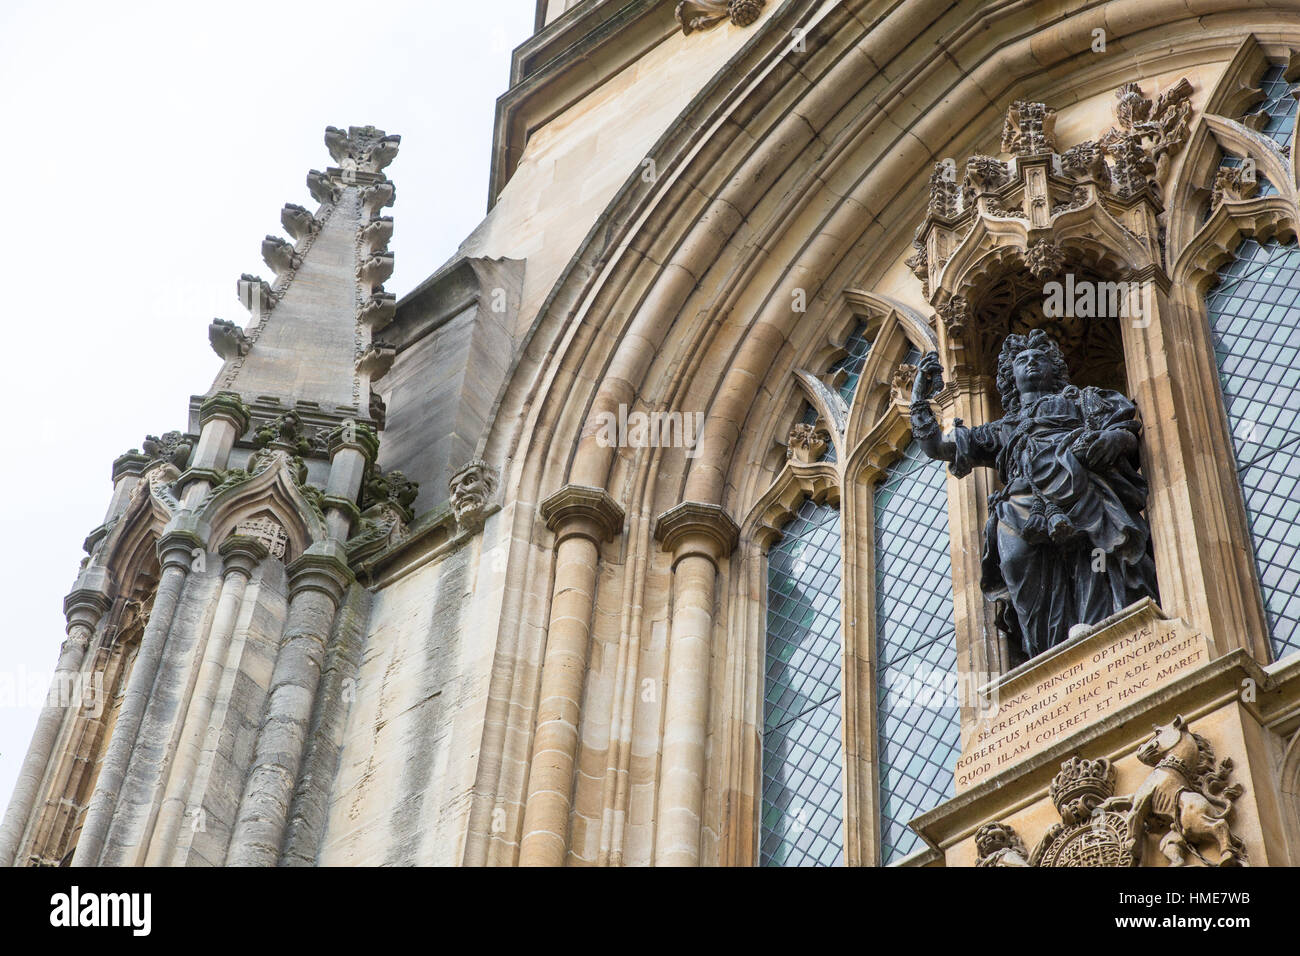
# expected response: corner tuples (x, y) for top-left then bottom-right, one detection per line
(874, 440), (959, 863)
(1246, 64), (1299, 149)
(832, 324), (874, 404)
(761, 499), (845, 866)
(1205, 237), (1300, 661)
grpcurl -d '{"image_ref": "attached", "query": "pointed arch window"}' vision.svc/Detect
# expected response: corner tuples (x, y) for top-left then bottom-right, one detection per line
(873, 440), (959, 863)
(759, 300), (959, 866)
(1247, 64), (1299, 148)
(761, 499), (845, 866)
(1205, 237), (1300, 661)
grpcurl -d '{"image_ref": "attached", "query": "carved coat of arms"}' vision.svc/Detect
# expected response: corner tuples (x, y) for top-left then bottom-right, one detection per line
(976, 716), (1247, 867)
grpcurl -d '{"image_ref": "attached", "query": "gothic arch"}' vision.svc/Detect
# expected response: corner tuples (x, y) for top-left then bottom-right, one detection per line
(467, 1), (1300, 866)
(196, 455), (330, 559)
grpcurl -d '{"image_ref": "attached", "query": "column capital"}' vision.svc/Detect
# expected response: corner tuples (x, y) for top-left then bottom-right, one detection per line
(286, 545), (354, 605)
(199, 390), (253, 435)
(326, 420), (380, 463)
(654, 500), (739, 566)
(157, 528), (206, 571)
(111, 450), (151, 484)
(539, 484), (624, 544)
(218, 534), (270, 577)
(62, 587), (111, 633)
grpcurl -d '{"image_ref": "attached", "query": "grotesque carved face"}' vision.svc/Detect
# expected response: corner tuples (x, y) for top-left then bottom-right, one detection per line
(1012, 347), (1059, 395)
(450, 468), (489, 518)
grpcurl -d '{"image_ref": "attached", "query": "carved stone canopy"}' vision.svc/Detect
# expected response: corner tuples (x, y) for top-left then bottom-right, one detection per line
(909, 79), (1191, 311)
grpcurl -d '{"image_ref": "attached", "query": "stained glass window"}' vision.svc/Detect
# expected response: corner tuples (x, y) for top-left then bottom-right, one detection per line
(761, 499), (845, 866)
(1205, 237), (1300, 661)
(874, 440), (959, 863)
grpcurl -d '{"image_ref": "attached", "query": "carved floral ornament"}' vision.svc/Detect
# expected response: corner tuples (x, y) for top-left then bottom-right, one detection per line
(675, 0), (763, 35)
(976, 716), (1248, 867)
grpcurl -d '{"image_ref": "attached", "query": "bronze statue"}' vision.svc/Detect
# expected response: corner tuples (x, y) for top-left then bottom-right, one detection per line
(910, 329), (1158, 658)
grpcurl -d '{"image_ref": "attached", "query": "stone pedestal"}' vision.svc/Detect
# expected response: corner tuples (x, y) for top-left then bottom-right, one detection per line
(955, 599), (1211, 792)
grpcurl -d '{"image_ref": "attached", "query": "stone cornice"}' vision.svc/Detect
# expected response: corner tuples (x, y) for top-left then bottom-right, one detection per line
(654, 501), (740, 566)
(539, 484), (625, 544)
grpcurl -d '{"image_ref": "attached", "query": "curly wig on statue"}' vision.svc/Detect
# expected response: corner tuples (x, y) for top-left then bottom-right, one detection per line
(995, 328), (1072, 414)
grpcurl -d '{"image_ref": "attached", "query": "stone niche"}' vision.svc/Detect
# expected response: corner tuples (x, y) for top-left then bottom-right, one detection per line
(956, 599), (1210, 792)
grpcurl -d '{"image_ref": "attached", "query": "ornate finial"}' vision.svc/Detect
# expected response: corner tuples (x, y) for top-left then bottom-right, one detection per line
(1101, 78), (1194, 193)
(1001, 101), (1057, 155)
(324, 125), (401, 175)
(362, 466), (419, 521)
(141, 431), (192, 470)
(253, 410), (321, 457)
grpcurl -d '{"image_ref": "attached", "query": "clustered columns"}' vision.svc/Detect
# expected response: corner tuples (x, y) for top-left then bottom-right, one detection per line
(0, 582), (111, 866)
(71, 528), (203, 866)
(145, 534), (269, 866)
(519, 484), (624, 866)
(652, 501), (739, 867)
(226, 547), (352, 866)
(224, 421), (370, 866)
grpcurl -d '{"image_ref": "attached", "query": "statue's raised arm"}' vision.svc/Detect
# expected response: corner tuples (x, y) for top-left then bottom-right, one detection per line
(906, 329), (1158, 660)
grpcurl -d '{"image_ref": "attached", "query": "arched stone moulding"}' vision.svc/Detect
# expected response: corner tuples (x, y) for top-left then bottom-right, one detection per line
(462, 6), (1300, 866)
(1166, 113), (1297, 259)
(197, 455), (331, 562)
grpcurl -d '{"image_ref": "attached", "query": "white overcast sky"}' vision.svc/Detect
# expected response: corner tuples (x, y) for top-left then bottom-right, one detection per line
(0, 0), (535, 814)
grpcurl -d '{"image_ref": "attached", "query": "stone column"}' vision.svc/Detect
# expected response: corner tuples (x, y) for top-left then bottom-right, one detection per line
(145, 534), (268, 866)
(71, 527), (202, 866)
(652, 502), (738, 867)
(321, 421), (378, 542)
(226, 544), (352, 866)
(104, 452), (151, 524)
(180, 392), (252, 509)
(519, 485), (623, 866)
(0, 581), (110, 866)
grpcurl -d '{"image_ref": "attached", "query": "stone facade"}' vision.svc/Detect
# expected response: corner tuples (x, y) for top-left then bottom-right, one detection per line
(5, 0), (1300, 868)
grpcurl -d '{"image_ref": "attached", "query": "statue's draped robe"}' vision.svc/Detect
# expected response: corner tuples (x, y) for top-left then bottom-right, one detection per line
(950, 385), (1158, 657)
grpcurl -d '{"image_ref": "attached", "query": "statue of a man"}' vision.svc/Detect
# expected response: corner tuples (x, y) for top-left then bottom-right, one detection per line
(910, 329), (1158, 658)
